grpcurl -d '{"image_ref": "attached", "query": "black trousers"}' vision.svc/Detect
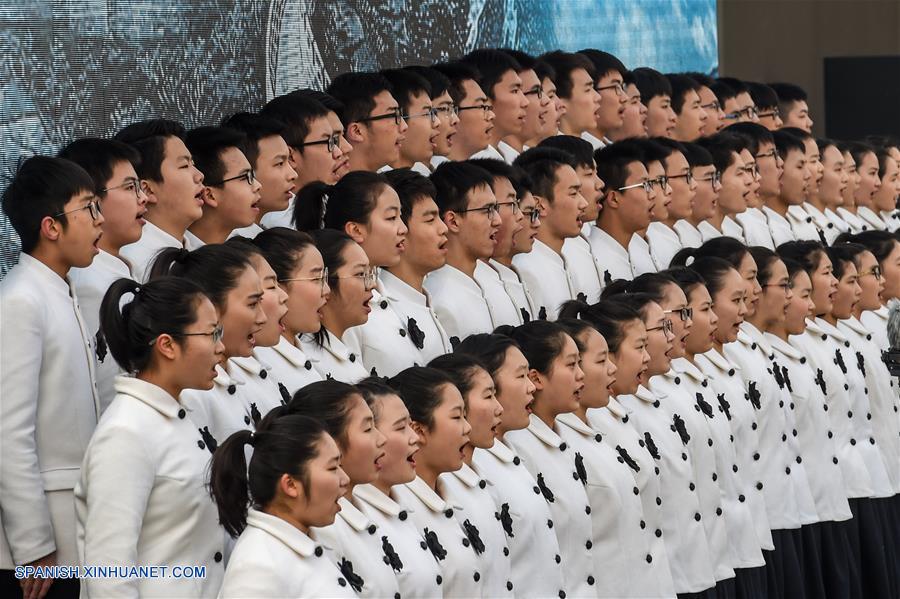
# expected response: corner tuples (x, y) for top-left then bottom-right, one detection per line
(0, 570), (79, 599)
(764, 528), (806, 599)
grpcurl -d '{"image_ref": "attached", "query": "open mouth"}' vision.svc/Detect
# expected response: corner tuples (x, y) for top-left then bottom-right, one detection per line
(363, 295), (373, 313)
(278, 316), (286, 333)
(374, 452), (386, 470)
(406, 448), (418, 468)
(248, 332), (257, 347)
(194, 190), (204, 205)
(525, 397), (536, 414)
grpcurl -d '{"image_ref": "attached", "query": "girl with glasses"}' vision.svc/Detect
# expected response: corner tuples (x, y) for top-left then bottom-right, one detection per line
(75, 277), (226, 597)
(839, 231), (900, 350)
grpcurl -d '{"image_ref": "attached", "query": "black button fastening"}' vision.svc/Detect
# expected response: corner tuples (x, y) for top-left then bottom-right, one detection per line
(779, 400), (784, 408)
(197, 440), (205, 450)
(689, 482), (695, 491)
(178, 408), (186, 419)
(349, 353), (356, 362)
(796, 456), (802, 464)
(338, 578), (346, 587)
(399, 510), (408, 521)
(594, 433), (603, 442)
(785, 467), (791, 475)
(756, 482), (763, 490)
(587, 576), (595, 585)
(559, 442), (567, 451)
(682, 452), (688, 461)
(555, 554), (562, 564)
(633, 486), (639, 495)
(395, 593), (401, 599)
(646, 554), (653, 563)
(655, 529), (662, 537)
(782, 434), (787, 442)
(738, 494), (745, 502)
(513, 456), (521, 465)
(656, 497), (662, 506)
(870, 438), (876, 445)
(586, 540), (593, 549)
(420, 541), (427, 550)
(753, 452), (760, 461)
(640, 520), (646, 529)
(732, 464), (738, 473)
(752, 422), (758, 430)
(473, 571), (480, 582)
(436, 575), (442, 585)
(708, 438), (713, 447)
(380, 300), (388, 309)
(227, 384), (236, 395)
(674, 377), (681, 384)
(259, 369), (267, 379)
(444, 509), (453, 518)
(304, 360), (312, 370)
(712, 473), (718, 482)
(315, 546), (324, 557)
(585, 506), (591, 515)
(399, 329), (406, 337)
(503, 547), (509, 556)
(548, 519), (554, 528)
(462, 538), (470, 547)
(716, 507), (723, 516)
(214, 551), (223, 562)
(827, 431), (833, 439)
(559, 592), (566, 599)
(792, 429), (798, 437)
(694, 513), (702, 521)
(507, 581), (513, 591)
(533, 486), (541, 495)
(851, 438), (857, 446)
(479, 480), (486, 489)
(833, 457), (839, 465)
(367, 524), (376, 534)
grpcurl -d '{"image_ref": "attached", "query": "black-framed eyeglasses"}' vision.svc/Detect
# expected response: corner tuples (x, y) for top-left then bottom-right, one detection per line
(650, 175), (669, 190)
(739, 163), (760, 178)
(458, 103), (493, 118)
(279, 267), (330, 293)
(764, 281), (793, 292)
(358, 108), (404, 127)
(524, 86), (544, 99)
(497, 200), (521, 215)
(667, 172), (694, 185)
(646, 319), (674, 336)
(757, 108), (781, 119)
(858, 265), (883, 280)
(153, 324), (224, 346)
(53, 197), (102, 221)
(335, 266), (380, 289)
(457, 202), (500, 219)
(207, 169), (257, 187)
(101, 178), (143, 200)
(724, 106), (758, 121)
(521, 207), (541, 224)
(596, 82), (627, 96)
(617, 180), (653, 194)
(434, 104), (460, 118)
(295, 132), (342, 153)
(663, 307), (693, 322)
(404, 107), (438, 124)
(696, 171), (722, 187)
(756, 148), (778, 161)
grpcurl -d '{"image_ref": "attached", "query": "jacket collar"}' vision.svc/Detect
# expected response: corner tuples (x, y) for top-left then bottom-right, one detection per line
(557, 411), (595, 436)
(352, 483), (408, 518)
(270, 335), (318, 368)
(214, 363), (243, 390)
(605, 396), (629, 419)
(320, 329), (358, 363)
(786, 204), (813, 224)
(16, 253), (71, 295)
(483, 438), (517, 463)
(446, 462), (487, 489)
(672, 357), (705, 383)
(230, 354), (269, 378)
(815, 317), (848, 342)
(839, 316), (870, 336)
(764, 332), (804, 360)
(526, 413), (566, 450)
(380, 269), (428, 307)
(246, 508), (320, 558)
(113, 376), (180, 419)
(335, 496), (376, 533)
(739, 321), (774, 357)
(635, 384), (662, 402)
(700, 347), (739, 374)
(403, 476), (461, 513)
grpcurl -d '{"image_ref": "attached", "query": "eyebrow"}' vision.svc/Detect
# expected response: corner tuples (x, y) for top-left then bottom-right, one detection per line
(248, 291), (264, 302)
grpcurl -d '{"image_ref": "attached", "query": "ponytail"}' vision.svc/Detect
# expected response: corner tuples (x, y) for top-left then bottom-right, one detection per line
(558, 299), (592, 321)
(293, 181), (333, 231)
(293, 171), (389, 232)
(506, 321), (570, 375)
(99, 276), (207, 374)
(599, 278), (632, 299)
(571, 300), (642, 353)
(148, 244), (253, 308)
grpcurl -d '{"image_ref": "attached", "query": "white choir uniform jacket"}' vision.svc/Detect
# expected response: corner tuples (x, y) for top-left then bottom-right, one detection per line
(586, 225), (635, 284)
(490, 259), (538, 324)
(642, 369), (735, 582)
(504, 415), (597, 598)
(472, 439), (567, 599)
(430, 155), (450, 170)
(695, 220), (722, 243)
(881, 209), (900, 232)
(299, 329), (369, 383)
(812, 318), (894, 498)
(762, 206), (796, 247)
(253, 336), (323, 399)
(182, 230), (206, 250)
(474, 260), (524, 327)
(824, 207), (851, 238)
(348, 283), (428, 378)
(229, 354), (284, 418)
(724, 324), (819, 528)
(804, 202), (841, 244)
(839, 316), (900, 494)
(557, 411), (676, 598)
(858, 205), (889, 231)
(786, 204), (820, 241)
(423, 264), (494, 343)
(618, 386), (718, 594)
(218, 509), (357, 598)
(736, 207), (776, 250)
(0, 254), (100, 568)
(861, 305), (892, 351)
(379, 270), (452, 363)
(721, 216), (746, 243)
(75, 377), (225, 598)
(392, 476), (485, 598)
(764, 334), (855, 522)
(629, 232), (661, 276)
(836, 207), (870, 234)
(470, 144), (505, 161)
(69, 249), (132, 414)
(351, 484), (443, 598)
(561, 235), (604, 302)
(120, 221), (184, 282)
(696, 350), (775, 552)
(646, 222), (683, 272)
(259, 196), (294, 230)
(581, 131), (611, 150)
(312, 497), (402, 598)
(438, 462), (514, 598)
(228, 222), (265, 240)
(497, 140), (521, 164)
(673, 219), (704, 250)
(512, 239), (576, 320)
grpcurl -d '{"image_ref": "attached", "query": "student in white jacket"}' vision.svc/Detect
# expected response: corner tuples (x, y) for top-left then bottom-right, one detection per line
(76, 277), (227, 598)
(211, 410), (356, 598)
(0, 157), (103, 598)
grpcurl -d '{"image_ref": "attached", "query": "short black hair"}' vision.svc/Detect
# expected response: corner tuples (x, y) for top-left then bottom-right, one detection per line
(685, 72), (716, 88)
(221, 112), (286, 168)
(631, 67), (672, 104)
(431, 61), (482, 105)
(2, 156), (95, 253)
(57, 138), (141, 196)
(460, 49), (522, 100)
(696, 132), (744, 172)
(514, 146), (578, 202)
(665, 73), (703, 114)
(653, 137), (689, 166)
(772, 129), (807, 161)
(381, 69), (432, 113)
(468, 157), (518, 185)
(594, 139), (647, 192)
(723, 121), (774, 155)
(780, 126), (813, 143)
(745, 82), (779, 110)
(539, 50), (596, 98)
(383, 168), (437, 224)
(768, 82), (808, 115)
(537, 135), (595, 169)
(508, 166), (533, 198)
(185, 126), (248, 186)
(499, 48), (537, 73)
(290, 89), (345, 116)
(841, 140), (878, 170)
(717, 77), (748, 95)
(403, 65), (451, 98)
(532, 58), (556, 84)
(260, 92), (330, 149)
(578, 49), (628, 80)
(114, 119), (186, 182)
(681, 141), (715, 168)
(326, 72), (395, 125)
(430, 161), (495, 216)
(633, 137), (674, 166)
(709, 80), (737, 106)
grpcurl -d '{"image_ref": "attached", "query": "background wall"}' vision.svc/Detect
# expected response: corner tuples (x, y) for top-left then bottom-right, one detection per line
(0, 0), (717, 276)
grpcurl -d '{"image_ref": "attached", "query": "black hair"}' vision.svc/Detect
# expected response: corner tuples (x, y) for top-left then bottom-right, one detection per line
(746, 82), (779, 110)
(355, 376), (400, 419)
(696, 132), (744, 172)
(100, 277), (208, 374)
(664, 266), (708, 299)
(327, 72), (395, 126)
(600, 271), (677, 304)
(430, 161), (494, 216)
(455, 333), (522, 393)
(577, 49), (627, 80)
(508, 166), (533, 199)
(682, 256), (736, 298)
(539, 51), (596, 98)
(816, 138), (839, 155)
(221, 112), (287, 168)
(633, 137), (673, 167)
(558, 299), (641, 353)
(724, 122), (774, 155)
(294, 170), (390, 231)
(514, 146), (578, 202)
(1, 156), (95, 254)
(717, 77), (748, 95)
(842, 141), (878, 171)
(653, 138), (689, 166)
(709, 80), (737, 106)
(284, 379), (364, 449)
(532, 58), (556, 84)
(685, 72), (716, 88)
(185, 126), (248, 186)
(114, 119), (186, 182)
(681, 141), (714, 168)
(431, 61), (482, 105)
(148, 244), (253, 309)
(827, 244), (867, 280)
(428, 353), (490, 400)
(467, 158), (519, 186)
(780, 126), (813, 143)
(224, 236), (264, 263)
(665, 74), (703, 114)
(555, 318), (594, 351)
(210, 409), (327, 537)
(537, 135), (596, 169)
(389, 366), (458, 429)
(776, 240), (827, 275)
(57, 138), (141, 197)
(672, 237), (750, 271)
(460, 49), (522, 99)
(310, 228), (355, 293)
(260, 92), (331, 150)
(768, 82), (808, 117)
(772, 129), (807, 162)
(783, 257), (807, 282)
(383, 168), (437, 224)
(381, 69), (432, 112)
(631, 67), (672, 104)
(748, 246), (781, 285)
(873, 144), (897, 179)
(403, 66), (452, 99)
(835, 230), (900, 264)
(499, 48), (537, 73)
(290, 89), (346, 116)
(594, 138), (646, 194)
(253, 227), (317, 281)
(506, 320), (571, 374)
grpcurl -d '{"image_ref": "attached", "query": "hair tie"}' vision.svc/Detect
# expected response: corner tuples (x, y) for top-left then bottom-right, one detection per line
(248, 431), (256, 447)
(132, 283), (141, 295)
(685, 255), (695, 267)
(319, 193), (330, 229)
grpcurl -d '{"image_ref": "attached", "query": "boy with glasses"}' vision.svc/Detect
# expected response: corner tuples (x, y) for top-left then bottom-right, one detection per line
(540, 51), (602, 142)
(0, 157), (103, 599)
(59, 138), (147, 413)
(424, 161), (500, 341)
(746, 82), (784, 131)
(629, 138), (674, 274)
(403, 66), (460, 172)
(781, 127), (832, 241)
(677, 142), (722, 248)
(116, 119), (205, 282)
(578, 49), (630, 149)
(183, 126), (262, 246)
(697, 133), (753, 242)
(498, 49), (552, 162)
(765, 130), (812, 245)
(432, 61), (497, 163)
(769, 82), (813, 133)
(633, 67), (677, 139)
(717, 77), (760, 125)
(666, 74), (709, 142)
(327, 71), (409, 172)
(647, 138), (695, 268)
(382, 69), (439, 175)
(726, 122), (780, 248)
(608, 70), (649, 141)
(687, 72), (727, 135)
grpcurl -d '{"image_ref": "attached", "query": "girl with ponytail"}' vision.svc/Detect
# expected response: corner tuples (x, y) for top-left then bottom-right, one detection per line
(840, 230), (900, 349)
(212, 412), (354, 597)
(75, 277), (226, 597)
